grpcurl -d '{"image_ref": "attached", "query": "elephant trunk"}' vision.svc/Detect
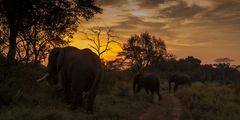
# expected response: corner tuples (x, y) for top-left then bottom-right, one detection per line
(36, 73), (49, 82)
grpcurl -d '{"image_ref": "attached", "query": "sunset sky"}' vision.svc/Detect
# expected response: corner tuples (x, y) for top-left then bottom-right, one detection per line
(70, 0), (240, 65)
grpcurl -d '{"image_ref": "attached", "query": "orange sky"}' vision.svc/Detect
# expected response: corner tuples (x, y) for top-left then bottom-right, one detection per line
(70, 0), (240, 65)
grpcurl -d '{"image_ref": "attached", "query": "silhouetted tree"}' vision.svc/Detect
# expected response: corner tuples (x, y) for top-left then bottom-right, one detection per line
(119, 32), (167, 69)
(15, 24), (71, 63)
(104, 58), (126, 71)
(0, 0), (102, 64)
(215, 57), (234, 66)
(81, 27), (119, 58)
(185, 56), (201, 65)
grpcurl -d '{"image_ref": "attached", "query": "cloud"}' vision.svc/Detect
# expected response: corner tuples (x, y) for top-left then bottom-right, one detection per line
(138, 0), (165, 9)
(180, 0), (214, 8)
(74, 0), (240, 64)
(159, 1), (205, 19)
(97, 0), (127, 6)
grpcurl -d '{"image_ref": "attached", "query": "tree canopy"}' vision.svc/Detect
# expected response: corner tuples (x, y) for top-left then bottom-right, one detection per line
(119, 32), (167, 69)
(0, 0), (102, 64)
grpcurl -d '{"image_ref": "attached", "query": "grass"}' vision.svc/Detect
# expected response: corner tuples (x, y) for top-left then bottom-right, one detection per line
(176, 82), (240, 120)
(0, 64), (152, 120)
(1, 63), (240, 120)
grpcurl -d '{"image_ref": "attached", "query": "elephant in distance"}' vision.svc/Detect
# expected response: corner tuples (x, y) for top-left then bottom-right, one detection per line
(169, 73), (192, 93)
(133, 73), (162, 101)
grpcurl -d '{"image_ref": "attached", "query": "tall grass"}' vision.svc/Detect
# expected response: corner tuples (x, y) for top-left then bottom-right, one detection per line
(0, 64), (152, 120)
(176, 82), (240, 120)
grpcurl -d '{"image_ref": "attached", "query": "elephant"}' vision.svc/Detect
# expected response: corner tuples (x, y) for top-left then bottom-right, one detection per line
(169, 73), (192, 93)
(133, 73), (162, 101)
(36, 46), (102, 112)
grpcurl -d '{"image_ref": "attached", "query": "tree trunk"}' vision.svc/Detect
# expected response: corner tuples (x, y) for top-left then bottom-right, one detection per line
(7, 27), (17, 64)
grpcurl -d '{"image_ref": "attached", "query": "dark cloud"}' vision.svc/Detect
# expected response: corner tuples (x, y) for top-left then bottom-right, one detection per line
(112, 16), (164, 31)
(97, 0), (127, 6)
(138, 0), (165, 9)
(204, 1), (240, 24)
(160, 1), (205, 19)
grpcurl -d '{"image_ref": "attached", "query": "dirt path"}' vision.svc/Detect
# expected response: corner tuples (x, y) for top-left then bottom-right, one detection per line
(139, 92), (183, 120)
(139, 103), (164, 120)
(170, 94), (182, 120)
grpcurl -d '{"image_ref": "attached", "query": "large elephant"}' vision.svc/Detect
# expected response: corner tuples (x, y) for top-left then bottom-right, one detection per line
(133, 73), (162, 101)
(169, 73), (192, 93)
(37, 46), (102, 112)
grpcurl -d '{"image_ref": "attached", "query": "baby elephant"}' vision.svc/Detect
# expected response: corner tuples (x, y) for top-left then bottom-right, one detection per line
(133, 73), (162, 100)
(169, 73), (192, 93)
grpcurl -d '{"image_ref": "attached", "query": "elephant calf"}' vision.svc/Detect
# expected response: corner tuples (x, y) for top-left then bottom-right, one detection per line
(169, 73), (192, 93)
(133, 73), (162, 101)
(37, 47), (102, 112)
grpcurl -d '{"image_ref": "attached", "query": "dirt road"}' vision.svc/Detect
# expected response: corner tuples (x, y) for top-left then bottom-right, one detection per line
(139, 92), (183, 120)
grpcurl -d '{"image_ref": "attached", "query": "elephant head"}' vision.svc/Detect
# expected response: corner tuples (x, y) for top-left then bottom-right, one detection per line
(36, 48), (63, 85)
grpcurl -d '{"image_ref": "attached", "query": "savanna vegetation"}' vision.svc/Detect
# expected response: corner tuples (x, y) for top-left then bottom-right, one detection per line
(1, 0), (240, 120)
(1, 32), (239, 119)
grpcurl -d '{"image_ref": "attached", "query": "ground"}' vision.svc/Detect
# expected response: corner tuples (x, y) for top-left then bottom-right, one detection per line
(1, 64), (240, 120)
(139, 91), (183, 120)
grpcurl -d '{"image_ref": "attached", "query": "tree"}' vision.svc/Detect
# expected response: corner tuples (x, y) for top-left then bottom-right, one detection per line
(0, 0), (102, 64)
(215, 57), (234, 66)
(81, 27), (119, 58)
(119, 32), (167, 69)
(184, 56), (201, 65)
(15, 24), (71, 63)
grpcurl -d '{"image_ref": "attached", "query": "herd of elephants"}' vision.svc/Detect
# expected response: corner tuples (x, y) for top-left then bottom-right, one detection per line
(36, 46), (192, 112)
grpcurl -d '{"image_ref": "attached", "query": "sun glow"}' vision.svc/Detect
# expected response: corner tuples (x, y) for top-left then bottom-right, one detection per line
(69, 31), (122, 61)
(68, 0), (240, 64)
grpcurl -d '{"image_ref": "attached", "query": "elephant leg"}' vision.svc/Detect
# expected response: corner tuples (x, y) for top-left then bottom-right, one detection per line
(70, 83), (86, 110)
(62, 73), (71, 104)
(157, 90), (162, 101)
(150, 90), (154, 100)
(86, 93), (96, 113)
(136, 86), (141, 93)
(173, 83), (178, 94)
(150, 89), (154, 95)
(78, 93), (83, 106)
(145, 88), (149, 94)
(70, 76), (86, 110)
(70, 91), (81, 110)
(156, 87), (162, 101)
(169, 82), (172, 94)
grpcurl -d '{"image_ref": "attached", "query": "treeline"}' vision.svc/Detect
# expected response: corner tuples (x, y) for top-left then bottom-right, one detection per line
(105, 32), (240, 83)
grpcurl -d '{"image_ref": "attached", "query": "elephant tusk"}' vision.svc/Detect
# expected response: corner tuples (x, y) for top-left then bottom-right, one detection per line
(36, 73), (49, 82)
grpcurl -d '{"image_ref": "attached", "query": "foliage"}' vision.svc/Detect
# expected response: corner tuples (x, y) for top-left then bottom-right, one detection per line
(119, 32), (167, 69)
(0, 0), (102, 63)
